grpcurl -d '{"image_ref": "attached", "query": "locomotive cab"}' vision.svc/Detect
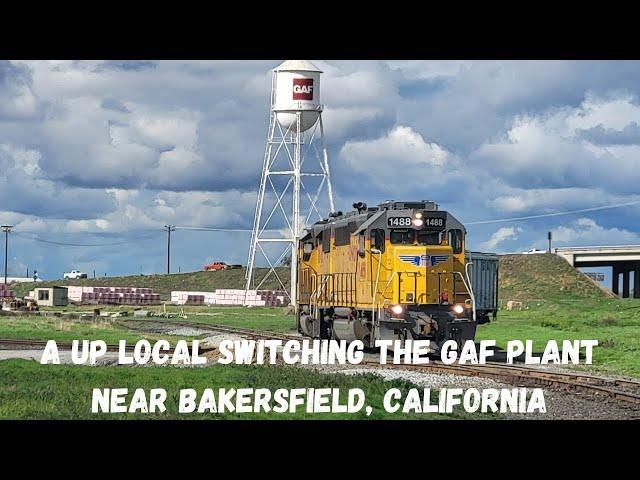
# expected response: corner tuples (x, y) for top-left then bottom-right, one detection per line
(297, 200), (478, 352)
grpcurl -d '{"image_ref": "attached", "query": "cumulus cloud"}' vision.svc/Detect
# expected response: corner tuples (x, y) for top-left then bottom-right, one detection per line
(488, 187), (640, 214)
(576, 122), (640, 145)
(471, 94), (640, 194)
(551, 217), (639, 246)
(0, 61), (38, 119)
(340, 125), (454, 191)
(479, 226), (522, 251)
(2, 60), (640, 277)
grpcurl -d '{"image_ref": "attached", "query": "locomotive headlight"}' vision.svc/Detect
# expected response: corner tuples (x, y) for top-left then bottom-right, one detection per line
(452, 304), (465, 315)
(414, 212), (423, 219)
(412, 218), (424, 227)
(390, 304), (404, 315)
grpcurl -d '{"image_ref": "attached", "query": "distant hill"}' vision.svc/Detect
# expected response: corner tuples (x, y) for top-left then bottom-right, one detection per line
(498, 253), (612, 303)
(11, 254), (611, 305)
(10, 267), (290, 300)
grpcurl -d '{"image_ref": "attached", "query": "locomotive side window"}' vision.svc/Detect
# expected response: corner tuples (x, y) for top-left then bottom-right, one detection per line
(322, 229), (331, 253)
(390, 229), (414, 244)
(334, 225), (350, 246)
(371, 229), (385, 252)
(358, 232), (365, 257)
(303, 242), (313, 261)
(448, 229), (463, 254)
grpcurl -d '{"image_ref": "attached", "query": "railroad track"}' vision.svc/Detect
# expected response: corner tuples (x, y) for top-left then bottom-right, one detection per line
(115, 319), (302, 342)
(0, 338), (136, 352)
(7, 318), (640, 406)
(120, 319), (640, 405)
(362, 360), (640, 405)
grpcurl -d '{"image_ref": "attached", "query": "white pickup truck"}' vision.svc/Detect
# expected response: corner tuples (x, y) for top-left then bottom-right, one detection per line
(63, 270), (88, 279)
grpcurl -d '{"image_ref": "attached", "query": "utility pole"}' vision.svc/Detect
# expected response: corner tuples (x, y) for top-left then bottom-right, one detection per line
(164, 225), (176, 274)
(548, 231), (552, 253)
(1, 225), (12, 285)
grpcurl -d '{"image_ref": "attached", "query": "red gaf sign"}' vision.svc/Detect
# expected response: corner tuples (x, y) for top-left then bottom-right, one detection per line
(293, 78), (314, 100)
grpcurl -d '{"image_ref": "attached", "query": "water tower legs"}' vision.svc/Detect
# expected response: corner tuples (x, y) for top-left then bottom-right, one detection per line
(245, 63), (334, 306)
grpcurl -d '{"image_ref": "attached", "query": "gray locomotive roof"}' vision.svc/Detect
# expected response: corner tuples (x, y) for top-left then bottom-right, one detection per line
(352, 210), (385, 235)
(303, 201), (467, 238)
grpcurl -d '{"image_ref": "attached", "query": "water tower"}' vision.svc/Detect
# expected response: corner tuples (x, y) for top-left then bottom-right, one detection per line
(245, 60), (335, 306)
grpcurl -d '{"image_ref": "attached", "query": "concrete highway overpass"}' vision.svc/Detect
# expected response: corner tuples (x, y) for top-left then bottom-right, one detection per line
(555, 245), (640, 298)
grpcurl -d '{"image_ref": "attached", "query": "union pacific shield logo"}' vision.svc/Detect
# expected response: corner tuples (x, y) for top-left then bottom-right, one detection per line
(399, 254), (449, 267)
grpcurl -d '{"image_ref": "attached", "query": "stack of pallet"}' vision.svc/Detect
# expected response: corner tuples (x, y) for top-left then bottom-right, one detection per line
(66, 286), (161, 305)
(170, 289), (289, 306)
(215, 289), (247, 305)
(240, 289), (288, 306)
(0, 283), (15, 300)
(170, 291), (216, 305)
(256, 289), (288, 307)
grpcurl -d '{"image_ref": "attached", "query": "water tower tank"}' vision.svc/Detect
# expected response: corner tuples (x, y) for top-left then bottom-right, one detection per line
(274, 60), (322, 132)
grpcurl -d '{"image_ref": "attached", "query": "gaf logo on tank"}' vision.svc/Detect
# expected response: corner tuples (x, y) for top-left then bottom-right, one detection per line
(293, 78), (314, 100)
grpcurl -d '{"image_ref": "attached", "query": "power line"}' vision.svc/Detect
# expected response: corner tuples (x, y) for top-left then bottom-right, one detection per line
(175, 226), (253, 232)
(5, 199), (640, 252)
(178, 200), (640, 231)
(12, 231), (156, 247)
(465, 200), (640, 226)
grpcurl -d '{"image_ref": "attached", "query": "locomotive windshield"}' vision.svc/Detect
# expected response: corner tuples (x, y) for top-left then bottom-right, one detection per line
(390, 229), (443, 245)
(418, 231), (441, 245)
(390, 229), (414, 244)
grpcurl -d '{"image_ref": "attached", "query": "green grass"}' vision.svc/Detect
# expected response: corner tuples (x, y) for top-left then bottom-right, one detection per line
(10, 267), (290, 300)
(0, 360), (489, 420)
(138, 306), (297, 333)
(7, 300), (639, 379)
(477, 297), (640, 377)
(37, 304), (297, 333)
(0, 316), (174, 344)
(498, 253), (609, 303)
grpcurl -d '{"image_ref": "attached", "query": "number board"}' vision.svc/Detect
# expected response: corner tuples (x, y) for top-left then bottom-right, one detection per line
(387, 214), (446, 230)
(387, 217), (412, 227)
(422, 215), (446, 230)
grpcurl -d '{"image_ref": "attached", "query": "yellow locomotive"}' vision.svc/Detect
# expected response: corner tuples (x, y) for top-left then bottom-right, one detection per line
(297, 200), (488, 352)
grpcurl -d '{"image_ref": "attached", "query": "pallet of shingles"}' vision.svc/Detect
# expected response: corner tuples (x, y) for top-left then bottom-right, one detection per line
(73, 285), (161, 305)
(0, 283), (15, 299)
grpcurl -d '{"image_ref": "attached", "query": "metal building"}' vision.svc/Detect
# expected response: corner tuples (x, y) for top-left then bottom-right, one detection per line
(34, 286), (69, 307)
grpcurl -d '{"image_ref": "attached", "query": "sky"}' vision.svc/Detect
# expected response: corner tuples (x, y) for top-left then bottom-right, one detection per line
(1, 60), (640, 284)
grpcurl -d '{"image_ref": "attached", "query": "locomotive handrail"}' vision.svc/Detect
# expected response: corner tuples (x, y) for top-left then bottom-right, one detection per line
(376, 270), (399, 310)
(461, 262), (476, 322)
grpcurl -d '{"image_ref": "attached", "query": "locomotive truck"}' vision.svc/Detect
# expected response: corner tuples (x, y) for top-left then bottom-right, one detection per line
(296, 200), (498, 352)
